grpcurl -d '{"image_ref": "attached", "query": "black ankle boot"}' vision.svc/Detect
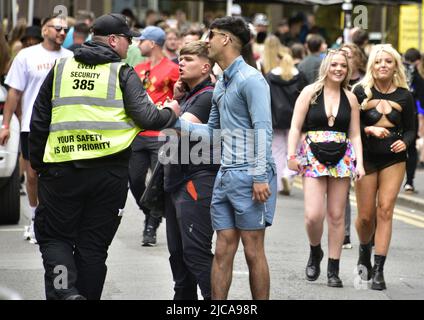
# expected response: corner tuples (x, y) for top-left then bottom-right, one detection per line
(371, 255), (387, 290)
(305, 244), (324, 281)
(327, 258), (343, 288)
(357, 242), (372, 281)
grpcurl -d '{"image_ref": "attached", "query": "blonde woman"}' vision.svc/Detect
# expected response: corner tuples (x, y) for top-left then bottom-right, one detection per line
(261, 35), (283, 74)
(288, 49), (365, 287)
(266, 48), (307, 194)
(353, 44), (416, 290)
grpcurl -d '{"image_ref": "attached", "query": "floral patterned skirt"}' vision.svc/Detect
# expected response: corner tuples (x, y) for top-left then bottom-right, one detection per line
(297, 131), (356, 178)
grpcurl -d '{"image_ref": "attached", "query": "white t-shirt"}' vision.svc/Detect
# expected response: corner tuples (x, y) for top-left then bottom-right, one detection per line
(5, 43), (73, 132)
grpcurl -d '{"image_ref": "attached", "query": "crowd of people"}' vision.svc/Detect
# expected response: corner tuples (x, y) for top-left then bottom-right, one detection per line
(0, 6), (423, 300)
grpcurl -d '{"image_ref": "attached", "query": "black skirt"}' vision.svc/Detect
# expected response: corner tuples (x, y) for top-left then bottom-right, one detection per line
(363, 147), (406, 175)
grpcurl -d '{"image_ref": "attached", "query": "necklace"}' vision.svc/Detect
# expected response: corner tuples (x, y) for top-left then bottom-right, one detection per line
(374, 81), (395, 110)
(375, 81), (393, 94)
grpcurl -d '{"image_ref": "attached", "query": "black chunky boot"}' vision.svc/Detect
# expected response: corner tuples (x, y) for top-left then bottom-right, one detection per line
(371, 255), (387, 290)
(327, 258), (343, 288)
(357, 242), (372, 281)
(305, 244), (324, 281)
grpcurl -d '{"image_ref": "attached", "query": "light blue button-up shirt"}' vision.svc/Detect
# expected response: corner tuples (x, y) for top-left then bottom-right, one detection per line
(174, 56), (275, 183)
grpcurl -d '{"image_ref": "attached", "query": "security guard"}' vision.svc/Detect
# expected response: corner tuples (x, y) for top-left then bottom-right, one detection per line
(29, 13), (179, 300)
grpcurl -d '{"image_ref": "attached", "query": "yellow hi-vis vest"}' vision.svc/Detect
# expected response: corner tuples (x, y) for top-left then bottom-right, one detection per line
(43, 58), (141, 163)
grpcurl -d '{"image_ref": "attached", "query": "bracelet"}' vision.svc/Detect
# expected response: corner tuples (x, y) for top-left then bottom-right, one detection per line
(287, 155), (297, 161)
(1, 123), (9, 129)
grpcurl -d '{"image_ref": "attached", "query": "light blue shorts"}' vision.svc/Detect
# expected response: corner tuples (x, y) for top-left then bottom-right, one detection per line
(210, 169), (277, 231)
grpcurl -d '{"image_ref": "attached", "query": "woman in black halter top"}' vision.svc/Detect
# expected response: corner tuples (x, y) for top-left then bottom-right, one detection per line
(288, 49), (365, 288)
(353, 44), (416, 291)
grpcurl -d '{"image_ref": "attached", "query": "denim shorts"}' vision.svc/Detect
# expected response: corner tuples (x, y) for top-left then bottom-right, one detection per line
(210, 168), (277, 231)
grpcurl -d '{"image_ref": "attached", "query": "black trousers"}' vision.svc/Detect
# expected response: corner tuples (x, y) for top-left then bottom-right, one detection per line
(406, 139), (418, 186)
(165, 174), (216, 300)
(129, 135), (163, 227)
(34, 166), (128, 300)
(406, 113), (420, 186)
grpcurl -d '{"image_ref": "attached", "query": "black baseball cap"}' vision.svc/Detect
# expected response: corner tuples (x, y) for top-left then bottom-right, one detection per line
(92, 13), (140, 38)
(21, 26), (43, 42)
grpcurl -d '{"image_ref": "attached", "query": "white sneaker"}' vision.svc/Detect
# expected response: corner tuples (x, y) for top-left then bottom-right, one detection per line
(23, 225), (31, 241)
(342, 243), (353, 249)
(342, 236), (352, 249)
(404, 184), (415, 194)
(28, 220), (37, 244)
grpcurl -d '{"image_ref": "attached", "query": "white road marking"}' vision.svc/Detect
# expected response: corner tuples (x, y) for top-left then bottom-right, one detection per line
(0, 228), (25, 232)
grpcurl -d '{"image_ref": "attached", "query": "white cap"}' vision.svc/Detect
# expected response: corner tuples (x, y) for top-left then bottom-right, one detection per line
(253, 13), (269, 26)
(231, 4), (242, 16)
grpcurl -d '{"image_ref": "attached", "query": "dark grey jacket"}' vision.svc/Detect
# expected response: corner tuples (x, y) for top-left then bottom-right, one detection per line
(297, 53), (323, 85)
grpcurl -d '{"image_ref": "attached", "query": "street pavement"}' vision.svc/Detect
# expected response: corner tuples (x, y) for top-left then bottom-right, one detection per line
(0, 169), (423, 300)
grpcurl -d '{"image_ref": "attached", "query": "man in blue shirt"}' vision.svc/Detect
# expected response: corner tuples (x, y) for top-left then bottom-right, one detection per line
(168, 16), (277, 299)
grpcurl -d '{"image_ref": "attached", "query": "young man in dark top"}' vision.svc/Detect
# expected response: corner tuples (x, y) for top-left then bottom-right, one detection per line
(403, 48), (423, 193)
(163, 41), (219, 300)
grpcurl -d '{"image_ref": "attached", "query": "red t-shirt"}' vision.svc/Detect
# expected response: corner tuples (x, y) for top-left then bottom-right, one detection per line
(134, 57), (179, 136)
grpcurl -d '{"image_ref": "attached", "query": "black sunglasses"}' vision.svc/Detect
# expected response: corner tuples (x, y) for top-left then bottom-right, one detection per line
(208, 30), (230, 41)
(47, 25), (69, 33)
(143, 70), (151, 89)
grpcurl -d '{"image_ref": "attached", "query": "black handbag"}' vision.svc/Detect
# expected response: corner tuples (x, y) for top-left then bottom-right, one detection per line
(366, 131), (403, 155)
(306, 135), (347, 166)
(139, 160), (164, 218)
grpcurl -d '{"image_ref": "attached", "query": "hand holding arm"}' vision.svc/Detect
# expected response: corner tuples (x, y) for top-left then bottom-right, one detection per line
(163, 99), (181, 117)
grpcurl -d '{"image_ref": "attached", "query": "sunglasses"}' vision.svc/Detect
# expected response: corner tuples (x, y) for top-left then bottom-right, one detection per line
(207, 30), (231, 41)
(143, 70), (151, 89)
(47, 25), (69, 33)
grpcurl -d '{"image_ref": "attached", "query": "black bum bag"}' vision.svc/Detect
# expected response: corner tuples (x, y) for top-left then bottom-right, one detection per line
(306, 135), (347, 166)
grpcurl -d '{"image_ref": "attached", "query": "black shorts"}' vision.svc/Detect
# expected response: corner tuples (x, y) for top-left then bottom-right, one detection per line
(20, 132), (30, 160)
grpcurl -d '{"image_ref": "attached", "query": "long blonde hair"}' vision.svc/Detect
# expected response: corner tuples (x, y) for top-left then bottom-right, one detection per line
(355, 44), (408, 109)
(262, 35), (282, 74)
(277, 47), (295, 81)
(310, 49), (351, 104)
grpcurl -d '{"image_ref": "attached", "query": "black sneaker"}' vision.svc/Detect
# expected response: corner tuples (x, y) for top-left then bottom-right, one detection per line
(19, 185), (26, 196)
(342, 235), (352, 249)
(142, 225), (157, 247)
